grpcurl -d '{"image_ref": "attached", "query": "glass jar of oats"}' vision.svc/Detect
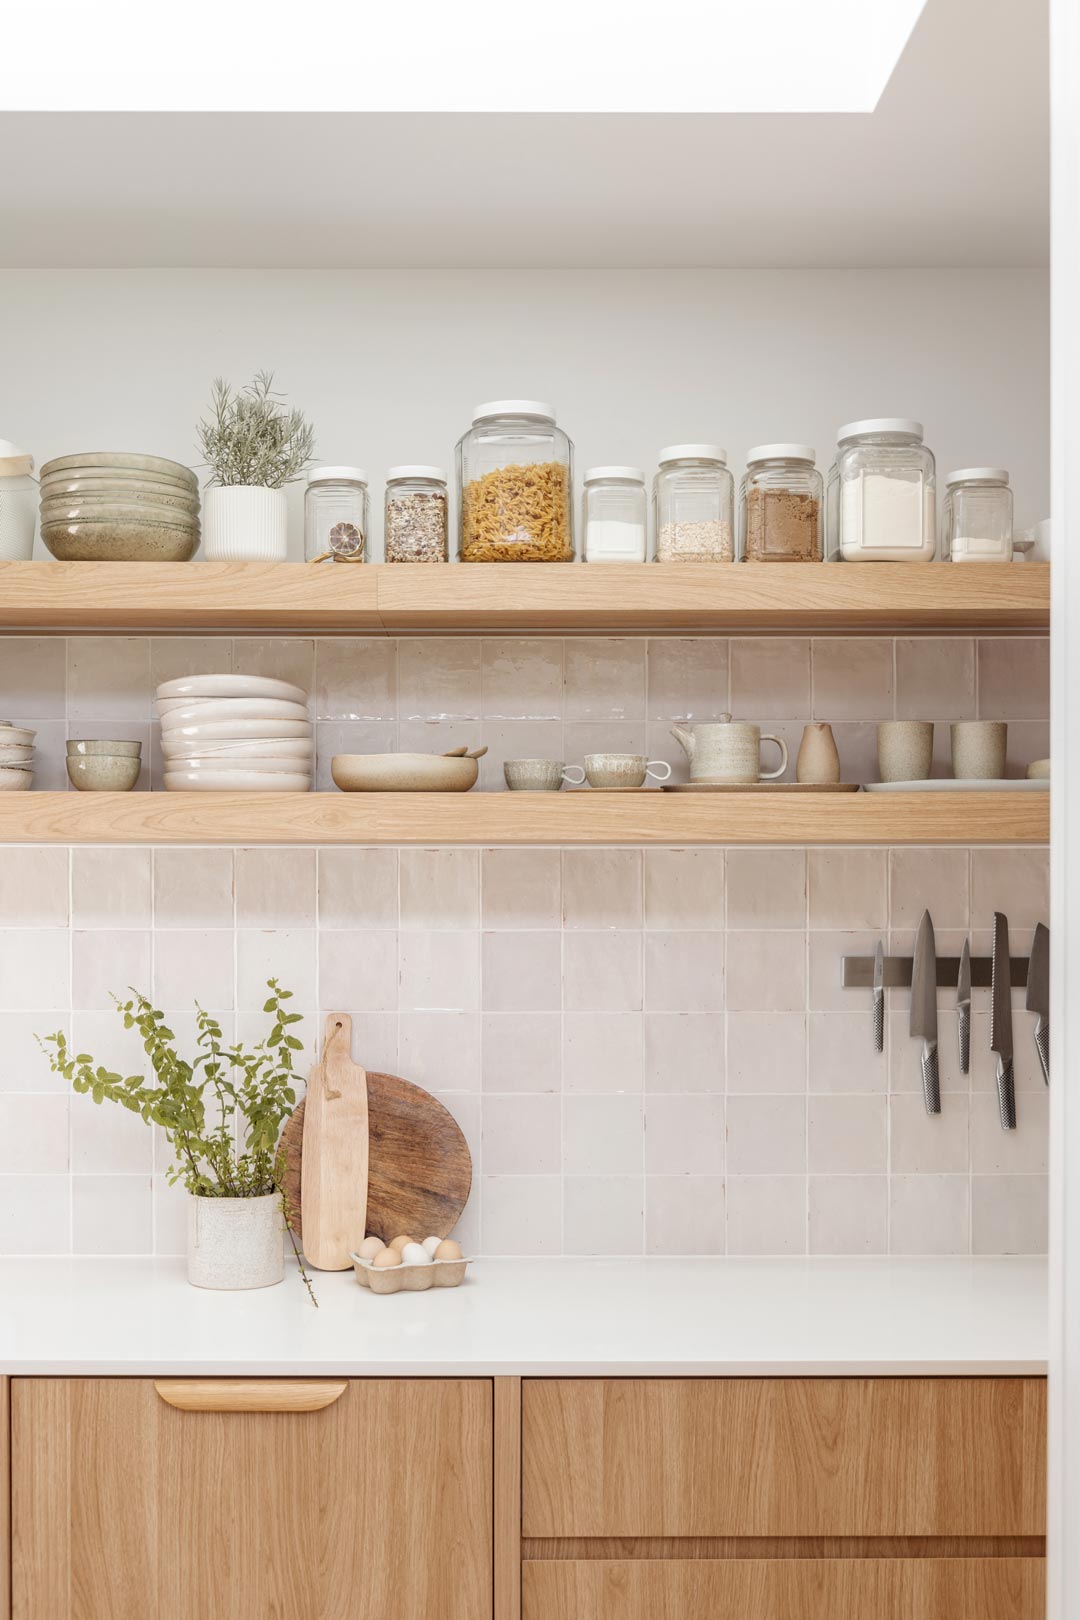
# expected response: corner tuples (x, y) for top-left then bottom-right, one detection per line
(384, 466), (449, 563)
(653, 446), (734, 563)
(457, 401), (574, 562)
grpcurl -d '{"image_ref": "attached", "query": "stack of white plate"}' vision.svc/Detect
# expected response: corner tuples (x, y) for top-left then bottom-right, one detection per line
(156, 675), (313, 792)
(0, 722), (34, 791)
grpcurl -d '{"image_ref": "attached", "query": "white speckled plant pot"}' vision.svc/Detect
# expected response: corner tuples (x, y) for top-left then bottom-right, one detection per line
(187, 1191), (285, 1290)
(202, 485), (287, 562)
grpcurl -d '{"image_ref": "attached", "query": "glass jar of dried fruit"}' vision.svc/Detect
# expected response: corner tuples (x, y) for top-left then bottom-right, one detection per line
(384, 466), (449, 563)
(457, 401), (574, 562)
(304, 466), (369, 563)
(738, 445), (823, 563)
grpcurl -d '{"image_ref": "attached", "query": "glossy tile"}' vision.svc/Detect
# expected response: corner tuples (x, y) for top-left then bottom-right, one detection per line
(889, 1175), (970, 1255)
(895, 637), (976, 721)
(644, 931), (724, 1012)
(808, 849), (887, 931)
(0, 1094), (69, 1173)
(645, 1176), (726, 1255)
(318, 930), (398, 1012)
(724, 931), (805, 1013)
(977, 637), (1050, 720)
(730, 638), (810, 720)
(153, 848), (234, 929)
(809, 1094), (887, 1174)
(563, 849), (642, 930)
(726, 1175), (806, 1255)
(482, 931), (561, 1011)
(725, 849), (805, 929)
(564, 1013), (644, 1093)
(67, 637), (150, 721)
(398, 639), (481, 721)
(483, 1013), (561, 1093)
(643, 848), (725, 930)
(726, 1013), (806, 1093)
(0, 636), (66, 719)
(645, 1093), (724, 1175)
(315, 638), (397, 719)
(71, 930), (148, 1011)
(480, 1176), (562, 1254)
(643, 1012), (725, 1093)
(808, 1175), (887, 1254)
(726, 1094), (805, 1174)
(971, 1174), (1048, 1254)
(72, 1175), (152, 1255)
(318, 847), (398, 929)
(481, 849), (561, 930)
(235, 849), (316, 928)
(0, 846), (69, 926)
(812, 638), (894, 722)
(482, 1094), (561, 1175)
(563, 638), (646, 721)
(646, 638), (729, 722)
(565, 932), (643, 1012)
(564, 1093), (643, 1175)
(563, 1176), (643, 1255)
(400, 849), (480, 931)
(481, 638), (564, 719)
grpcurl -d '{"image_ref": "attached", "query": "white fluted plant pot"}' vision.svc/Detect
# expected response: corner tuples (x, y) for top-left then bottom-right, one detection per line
(187, 1191), (285, 1290)
(202, 485), (287, 561)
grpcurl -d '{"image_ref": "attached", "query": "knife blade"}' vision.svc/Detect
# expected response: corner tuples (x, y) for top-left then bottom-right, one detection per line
(1026, 922), (1049, 1086)
(991, 911), (1016, 1130)
(873, 939), (884, 1054)
(957, 938), (971, 1077)
(910, 910), (940, 1115)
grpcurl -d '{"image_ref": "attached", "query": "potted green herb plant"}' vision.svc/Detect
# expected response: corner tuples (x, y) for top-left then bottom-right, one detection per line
(39, 979), (315, 1301)
(197, 371), (315, 562)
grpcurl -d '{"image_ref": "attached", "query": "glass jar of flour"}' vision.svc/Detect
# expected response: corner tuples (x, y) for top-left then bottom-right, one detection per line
(942, 468), (1013, 562)
(827, 419), (936, 562)
(582, 467), (647, 562)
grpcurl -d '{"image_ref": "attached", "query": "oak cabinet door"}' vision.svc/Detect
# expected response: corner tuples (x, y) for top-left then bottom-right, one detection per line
(11, 1378), (491, 1620)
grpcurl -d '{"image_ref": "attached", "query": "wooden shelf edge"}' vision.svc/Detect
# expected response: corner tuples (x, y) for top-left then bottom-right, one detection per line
(0, 560), (1049, 634)
(0, 791), (1049, 846)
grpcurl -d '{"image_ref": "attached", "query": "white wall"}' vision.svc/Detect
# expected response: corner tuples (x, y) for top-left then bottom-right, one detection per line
(2, 268), (1048, 558)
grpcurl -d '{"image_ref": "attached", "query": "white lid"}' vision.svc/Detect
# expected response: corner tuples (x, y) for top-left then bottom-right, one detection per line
(472, 400), (555, 423)
(837, 418), (923, 442)
(658, 443), (727, 465)
(0, 438), (33, 475)
(583, 465), (645, 484)
(746, 443), (815, 465)
(944, 466), (1009, 486)
(306, 464), (368, 485)
(386, 464), (447, 483)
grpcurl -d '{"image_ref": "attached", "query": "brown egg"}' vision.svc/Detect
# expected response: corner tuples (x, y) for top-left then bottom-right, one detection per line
(434, 1238), (463, 1261)
(388, 1234), (415, 1254)
(373, 1247), (401, 1269)
(357, 1236), (386, 1261)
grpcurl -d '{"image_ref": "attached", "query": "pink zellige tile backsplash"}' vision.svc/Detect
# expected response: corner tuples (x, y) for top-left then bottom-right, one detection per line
(0, 632), (1050, 1259)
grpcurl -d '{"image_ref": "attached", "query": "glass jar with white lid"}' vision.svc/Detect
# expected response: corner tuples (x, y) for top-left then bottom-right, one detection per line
(457, 400), (574, 561)
(738, 444), (823, 562)
(0, 440), (37, 561)
(653, 445), (734, 563)
(304, 465), (369, 562)
(384, 465), (449, 563)
(826, 419), (936, 562)
(942, 468), (1013, 562)
(582, 467), (647, 562)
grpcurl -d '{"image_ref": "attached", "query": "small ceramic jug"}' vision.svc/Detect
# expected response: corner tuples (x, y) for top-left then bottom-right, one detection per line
(796, 723), (841, 785)
(671, 716), (788, 783)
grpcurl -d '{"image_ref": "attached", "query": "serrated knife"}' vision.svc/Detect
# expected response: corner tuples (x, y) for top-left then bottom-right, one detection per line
(873, 939), (885, 1054)
(991, 911), (1016, 1130)
(1026, 922), (1049, 1086)
(957, 938), (971, 1077)
(910, 910), (940, 1116)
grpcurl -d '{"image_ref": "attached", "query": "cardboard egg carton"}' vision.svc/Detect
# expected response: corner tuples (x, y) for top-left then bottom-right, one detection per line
(350, 1253), (471, 1294)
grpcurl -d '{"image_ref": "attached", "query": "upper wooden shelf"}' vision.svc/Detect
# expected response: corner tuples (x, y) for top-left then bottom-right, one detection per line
(0, 790), (1048, 846)
(0, 560), (1049, 635)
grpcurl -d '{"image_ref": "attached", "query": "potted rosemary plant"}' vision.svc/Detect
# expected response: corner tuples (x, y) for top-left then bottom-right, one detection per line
(197, 371), (315, 561)
(39, 979), (315, 1300)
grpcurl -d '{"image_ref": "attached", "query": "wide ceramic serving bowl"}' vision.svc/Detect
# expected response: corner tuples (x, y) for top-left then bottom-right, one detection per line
(172, 755), (312, 775)
(164, 768), (311, 792)
(66, 753), (141, 791)
(161, 734), (313, 761)
(41, 451), (198, 488)
(41, 498), (200, 528)
(331, 752), (480, 793)
(162, 717), (313, 743)
(41, 517), (199, 562)
(155, 674), (308, 704)
(39, 472), (201, 507)
(158, 697), (309, 727)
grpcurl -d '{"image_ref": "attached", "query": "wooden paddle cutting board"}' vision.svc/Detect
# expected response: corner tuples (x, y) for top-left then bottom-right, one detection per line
(300, 1014), (370, 1271)
(282, 1030), (472, 1257)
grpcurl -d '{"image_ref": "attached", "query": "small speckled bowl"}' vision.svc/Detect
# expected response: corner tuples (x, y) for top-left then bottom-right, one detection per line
(67, 739), (143, 758)
(351, 1253), (471, 1294)
(67, 753), (141, 791)
(0, 767), (32, 791)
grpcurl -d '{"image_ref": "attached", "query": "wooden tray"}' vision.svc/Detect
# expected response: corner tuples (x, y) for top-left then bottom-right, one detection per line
(662, 781), (861, 793)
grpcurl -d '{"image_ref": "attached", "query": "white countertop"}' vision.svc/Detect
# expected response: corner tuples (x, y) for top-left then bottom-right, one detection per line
(0, 1256), (1047, 1376)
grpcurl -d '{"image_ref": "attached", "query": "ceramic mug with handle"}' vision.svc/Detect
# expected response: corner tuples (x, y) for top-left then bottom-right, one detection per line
(504, 758), (585, 792)
(583, 753), (673, 789)
(671, 716), (788, 783)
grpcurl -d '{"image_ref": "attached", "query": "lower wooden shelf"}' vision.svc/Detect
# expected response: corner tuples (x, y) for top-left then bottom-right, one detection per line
(0, 790), (1049, 845)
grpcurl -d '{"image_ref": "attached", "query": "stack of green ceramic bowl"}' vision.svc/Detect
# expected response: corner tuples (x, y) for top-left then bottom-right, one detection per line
(39, 452), (200, 561)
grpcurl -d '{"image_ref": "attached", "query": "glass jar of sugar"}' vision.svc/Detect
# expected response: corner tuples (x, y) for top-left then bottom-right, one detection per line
(582, 467), (647, 562)
(738, 444), (823, 562)
(827, 419), (936, 562)
(942, 468), (1013, 562)
(653, 445), (734, 563)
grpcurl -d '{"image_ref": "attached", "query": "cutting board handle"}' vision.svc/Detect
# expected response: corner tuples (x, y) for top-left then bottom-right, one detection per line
(300, 1013), (370, 1270)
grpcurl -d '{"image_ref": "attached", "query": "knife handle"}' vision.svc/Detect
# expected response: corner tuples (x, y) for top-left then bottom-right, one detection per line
(921, 1045), (941, 1116)
(958, 1006), (970, 1077)
(873, 990), (884, 1054)
(1034, 1018), (1049, 1086)
(996, 1057), (1017, 1130)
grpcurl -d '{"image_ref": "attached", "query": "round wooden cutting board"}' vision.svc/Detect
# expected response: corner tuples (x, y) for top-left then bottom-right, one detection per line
(281, 1071), (472, 1249)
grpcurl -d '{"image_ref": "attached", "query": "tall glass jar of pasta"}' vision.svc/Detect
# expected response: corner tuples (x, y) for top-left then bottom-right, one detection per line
(457, 401), (574, 561)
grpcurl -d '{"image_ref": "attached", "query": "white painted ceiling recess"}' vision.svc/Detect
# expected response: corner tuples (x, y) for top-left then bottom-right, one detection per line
(0, 0), (1046, 268)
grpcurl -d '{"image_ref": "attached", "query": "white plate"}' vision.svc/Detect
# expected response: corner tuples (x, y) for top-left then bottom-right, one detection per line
(161, 734), (314, 761)
(171, 756), (313, 775)
(164, 769), (312, 792)
(162, 718), (313, 743)
(863, 778), (1050, 793)
(155, 674), (308, 704)
(158, 698), (310, 727)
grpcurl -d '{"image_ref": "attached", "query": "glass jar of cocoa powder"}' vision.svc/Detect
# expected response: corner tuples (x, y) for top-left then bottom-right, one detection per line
(738, 445), (823, 563)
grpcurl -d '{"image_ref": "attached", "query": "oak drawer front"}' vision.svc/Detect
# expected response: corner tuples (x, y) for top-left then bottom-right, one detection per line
(522, 1378), (1046, 1538)
(523, 1557), (1046, 1620)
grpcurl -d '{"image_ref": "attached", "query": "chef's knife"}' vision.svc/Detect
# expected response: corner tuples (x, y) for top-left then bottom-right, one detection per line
(1026, 922), (1050, 1086)
(991, 911), (1016, 1130)
(873, 939), (884, 1054)
(957, 938), (971, 1077)
(910, 910), (940, 1116)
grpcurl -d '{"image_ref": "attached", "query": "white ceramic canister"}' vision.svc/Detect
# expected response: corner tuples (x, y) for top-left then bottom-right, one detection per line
(187, 1191), (285, 1289)
(202, 485), (288, 562)
(0, 440), (38, 560)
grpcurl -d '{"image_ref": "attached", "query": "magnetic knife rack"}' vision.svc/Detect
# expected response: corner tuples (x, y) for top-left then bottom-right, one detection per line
(842, 955), (1030, 989)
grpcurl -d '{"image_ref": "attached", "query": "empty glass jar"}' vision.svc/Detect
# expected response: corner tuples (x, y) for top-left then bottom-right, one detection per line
(457, 401), (574, 561)
(942, 468), (1013, 562)
(738, 444), (823, 562)
(304, 466), (368, 562)
(582, 466), (647, 562)
(653, 445), (734, 563)
(384, 466), (449, 563)
(826, 419), (936, 562)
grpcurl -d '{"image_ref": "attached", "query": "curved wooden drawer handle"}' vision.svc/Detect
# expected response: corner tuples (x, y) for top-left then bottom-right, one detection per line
(155, 1379), (347, 1413)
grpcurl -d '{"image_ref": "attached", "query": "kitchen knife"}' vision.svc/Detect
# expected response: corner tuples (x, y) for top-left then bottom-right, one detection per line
(873, 939), (885, 1054)
(957, 938), (971, 1077)
(910, 909), (940, 1116)
(991, 911), (1016, 1130)
(1026, 922), (1050, 1086)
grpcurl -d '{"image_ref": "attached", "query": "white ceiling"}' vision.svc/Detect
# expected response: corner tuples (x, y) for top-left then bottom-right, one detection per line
(0, 0), (1046, 269)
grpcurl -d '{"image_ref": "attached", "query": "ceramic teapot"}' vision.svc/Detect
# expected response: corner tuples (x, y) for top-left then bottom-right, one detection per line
(671, 715), (788, 783)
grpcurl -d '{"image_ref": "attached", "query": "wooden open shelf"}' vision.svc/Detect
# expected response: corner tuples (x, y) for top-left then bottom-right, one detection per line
(0, 790), (1048, 846)
(0, 560), (1049, 635)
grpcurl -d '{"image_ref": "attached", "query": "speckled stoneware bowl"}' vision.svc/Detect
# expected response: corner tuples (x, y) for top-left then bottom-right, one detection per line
(42, 517), (198, 562)
(39, 475), (201, 510)
(67, 739), (143, 757)
(332, 753), (481, 792)
(41, 451), (197, 488)
(67, 753), (141, 791)
(41, 496), (200, 527)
